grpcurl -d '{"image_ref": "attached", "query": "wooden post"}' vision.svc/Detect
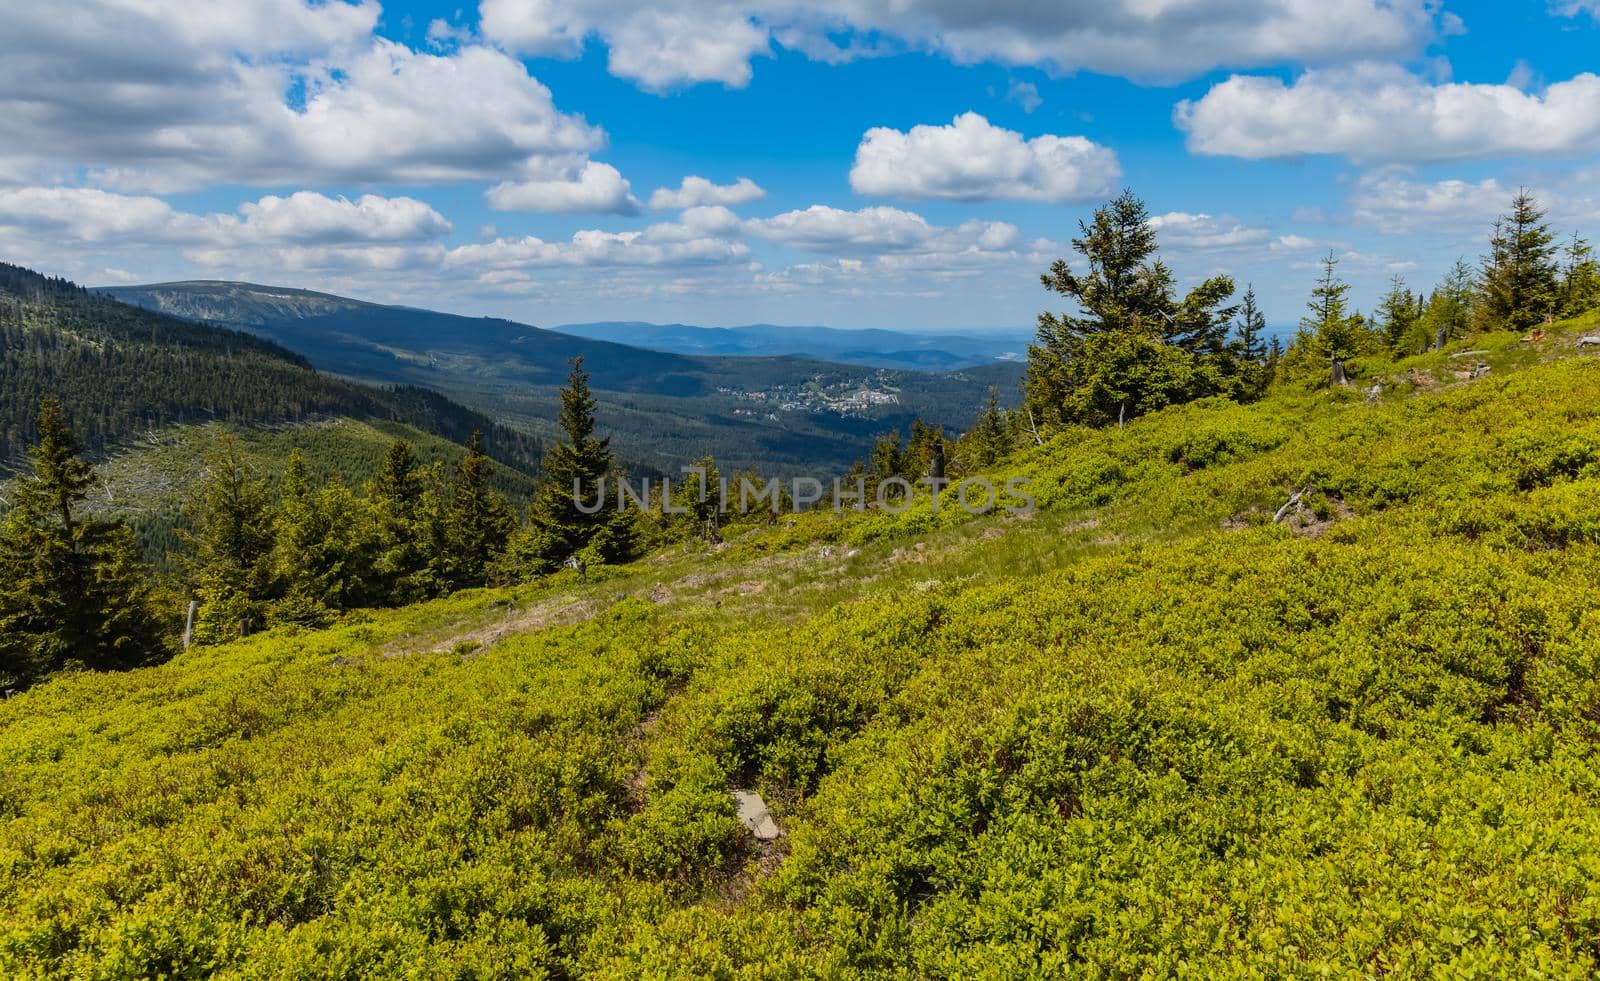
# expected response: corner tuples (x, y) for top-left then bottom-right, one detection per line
(183, 600), (198, 650)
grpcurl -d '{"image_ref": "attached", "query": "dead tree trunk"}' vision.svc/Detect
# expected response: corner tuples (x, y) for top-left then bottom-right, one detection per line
(1273, 485), (1312, 524)
(183, 600), (198, 650)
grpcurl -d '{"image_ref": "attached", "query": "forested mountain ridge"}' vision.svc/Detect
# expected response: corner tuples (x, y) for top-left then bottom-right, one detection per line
(103, 279), (953, 395)
(3, 266), (312, 365)
(0, 263), (540, 473)
(100, 279), (1025, 476)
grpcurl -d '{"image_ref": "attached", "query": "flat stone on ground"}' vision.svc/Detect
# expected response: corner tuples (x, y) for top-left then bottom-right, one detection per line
(733, 790), (781, 841)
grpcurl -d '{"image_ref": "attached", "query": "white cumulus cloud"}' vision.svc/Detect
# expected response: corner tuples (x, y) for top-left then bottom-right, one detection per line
(0, 3), (606, 191)
(1148, 212), (1274, 251)
(600, 7), (771, 90)
(445, 227), (751, 272)
(849, 113), (1120, 203)
(1348, 168), (1600, 235)
(748, 205), (943, 252)
(745, 204), (1026, 261)
(0, 187), (454, 280)
(486, 162), (640, 214)
(0, 187), (451, 246)
(236, 192), (454, 244)
(649, 176), (767, 210)
(0, 188), (201, 243)
(479, 0), (1449, 91)
(1176, 64), (1600, 162)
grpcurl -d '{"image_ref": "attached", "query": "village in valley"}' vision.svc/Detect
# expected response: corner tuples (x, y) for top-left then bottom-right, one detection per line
(720, 376), (901, 417)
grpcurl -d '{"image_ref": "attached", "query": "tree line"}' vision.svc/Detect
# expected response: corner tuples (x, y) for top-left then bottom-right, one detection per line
(0, 359), (771, 688)
(832, 386), (1018, 504)
(181, 358), (660, 644)
(837, 187), (1599, 501)
(1022, 189), (1600, 426)
(1282, 191), (1599, 386)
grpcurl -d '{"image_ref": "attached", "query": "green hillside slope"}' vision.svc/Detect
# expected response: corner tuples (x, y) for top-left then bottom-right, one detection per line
(100, 280), (1025, 476)
(0, 264), (539, 475)
(3, 320), (1600, 976)
(83, 418), (540, 570)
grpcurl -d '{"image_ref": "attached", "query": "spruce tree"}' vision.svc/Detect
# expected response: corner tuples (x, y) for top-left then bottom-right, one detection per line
(1295, 253), (1367, 386)
(866, 429), (907, 491)
(0, 400), (165, 687)
(1557, 233), (1600, 319)
(674, 454), (722, 543)
(725, 467), (789, 523)
(270, 451), (377, 624)
(1230, 285), (1270, 399)
(1026, 189), (1236, 426)
(1421, 260), (1477, 351)
(1166, 268), (1239, 356)
(513, 358), (635, 576)
(969, 388), (1012, 467)
(368, 439), (433, 603)
(444, 431), (514, 589)
(903, 419), (948, 481)
(417, 461), (455, 590)
(1232, 285), (1268, 363)
(928, 437), (947, 482)
(1376, 276), (1421, 354)
(186, 434), (275, 644)
(1479, 191), (1559, 333)
(1035, 189), (1164, 343)
(269, 450), (328, 626)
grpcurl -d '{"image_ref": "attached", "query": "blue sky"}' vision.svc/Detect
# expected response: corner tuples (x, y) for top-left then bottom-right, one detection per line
(1, 1), (1597, 333)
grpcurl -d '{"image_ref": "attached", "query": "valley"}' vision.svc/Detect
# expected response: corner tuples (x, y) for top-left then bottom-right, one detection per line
(101, 281), (1024, 477)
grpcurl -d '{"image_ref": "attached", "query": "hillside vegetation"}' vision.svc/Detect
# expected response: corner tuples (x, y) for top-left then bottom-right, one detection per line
(4, 316), (1600, 976)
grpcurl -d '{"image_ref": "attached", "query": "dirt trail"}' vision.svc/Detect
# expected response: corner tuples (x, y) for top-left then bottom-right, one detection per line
(376, 594), (600, 660)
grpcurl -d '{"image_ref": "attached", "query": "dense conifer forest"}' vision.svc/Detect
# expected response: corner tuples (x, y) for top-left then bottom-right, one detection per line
(0, 264), (540, 474)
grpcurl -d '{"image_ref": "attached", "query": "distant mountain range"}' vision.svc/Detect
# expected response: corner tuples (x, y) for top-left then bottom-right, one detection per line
(100, 281), (1025, 477)
(551, 321), (1032, 371)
